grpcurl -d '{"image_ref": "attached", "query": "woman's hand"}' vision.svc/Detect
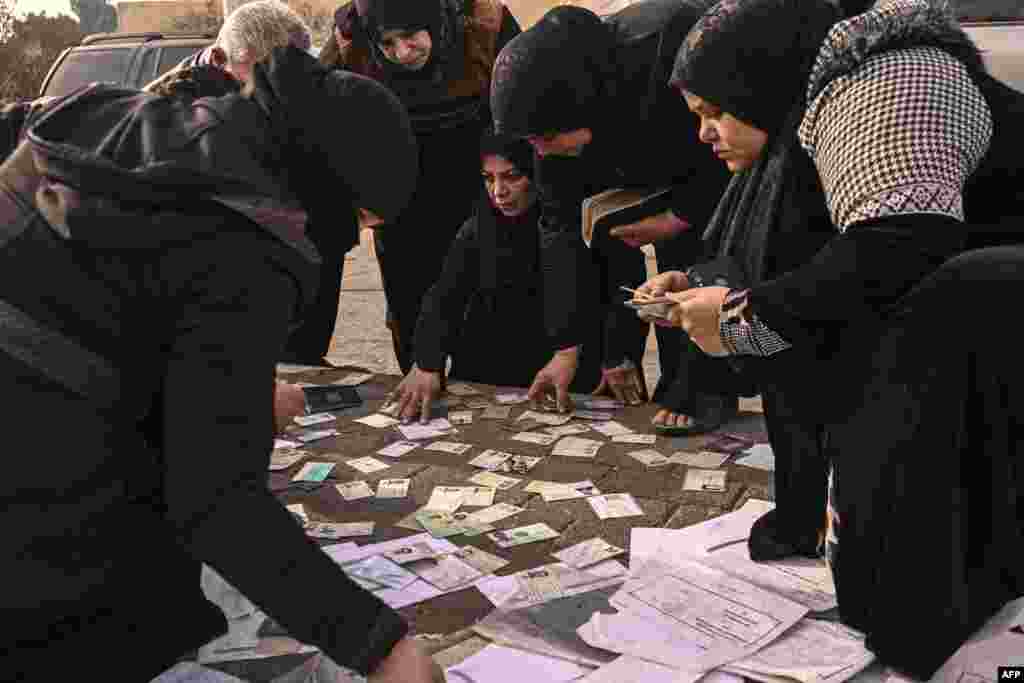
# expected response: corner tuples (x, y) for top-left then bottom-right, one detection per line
(635, 270), (689, 298)
(593, 359), (646, 405)
(609, 211), (690, 248)
(527, 346), (579, 413)
(273, 380), (307, 433)
(368, 635), (444, 683)
(666, 287), (731, 357)
(390, 365), (442, 424)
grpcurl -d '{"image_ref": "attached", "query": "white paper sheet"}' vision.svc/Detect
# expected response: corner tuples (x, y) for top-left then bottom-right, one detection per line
(928, 596), (1024, 683)
(578, 557), (807, 673)
(476, 560), (627, 608)
(581, 656), (743, 683)
(445, 644), (594, 683)
(722, 619), (874, 683)
(630, 498), (776, 568)
(734, 444), (775, 471)
(703, 542), (836, 613)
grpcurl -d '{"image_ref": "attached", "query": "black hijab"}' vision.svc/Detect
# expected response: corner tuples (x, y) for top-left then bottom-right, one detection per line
(342, 0), (467, 108)
(476, 132), (538, 305)
(670, 0), (841, 286)
(250, 46), (418, 224)
(490, 6), (617, 139)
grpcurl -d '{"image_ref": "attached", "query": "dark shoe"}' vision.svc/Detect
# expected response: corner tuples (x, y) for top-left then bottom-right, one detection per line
(748, 508), (822, 561)
(653, 393), (738, 436)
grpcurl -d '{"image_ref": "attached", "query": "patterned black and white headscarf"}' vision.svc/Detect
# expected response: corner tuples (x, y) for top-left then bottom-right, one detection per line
(799, 0), (993, 231)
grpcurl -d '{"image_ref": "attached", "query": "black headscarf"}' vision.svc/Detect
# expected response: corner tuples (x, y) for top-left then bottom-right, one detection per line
(250, 46), (417, 224)
(479, 131), (533, 179)
(475, 131), (538, 307)
(490, 6), (617, 138)
(671, 0), (841, 287)
(671, 0), (840, 137)
(342, 0), (467, 108)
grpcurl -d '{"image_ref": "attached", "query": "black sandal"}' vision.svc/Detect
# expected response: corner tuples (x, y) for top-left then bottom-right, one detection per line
(653, 393), (738, 436)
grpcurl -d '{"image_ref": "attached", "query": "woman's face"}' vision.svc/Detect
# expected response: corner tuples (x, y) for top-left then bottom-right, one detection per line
(482, 154), (535, 217)
(683, 91), (767, 172)
(378, 29), (432, 70)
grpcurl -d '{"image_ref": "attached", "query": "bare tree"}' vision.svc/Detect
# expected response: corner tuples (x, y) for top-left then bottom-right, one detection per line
(0, 11), (84, 103)
(173, 0), (224, 34)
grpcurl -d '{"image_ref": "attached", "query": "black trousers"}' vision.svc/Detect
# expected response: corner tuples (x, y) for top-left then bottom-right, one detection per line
(281, 248), (346, 367)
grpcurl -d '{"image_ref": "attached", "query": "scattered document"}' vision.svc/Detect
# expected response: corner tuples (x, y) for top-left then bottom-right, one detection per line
(589, 421), (634, 438)
(335, 480), (374, 501)
(425, 441), (474, 455)
(293, 412), (336, 427)
(468, 470), (521, 490)
(671, 450), (731, 469)
(553, 437), (604, 458)
(346, 456), (390, 474)
(553, 538), (626, 569)
(377, 440), (420, 458)
(354, 414), (399, 428)
(683, 468), (728, 492)
(512, 432), (559, 446)
(735, 443), (776, 471)
(578, 557), (808, 672)
(444, 645), (595, 683)
(613, 433), (657, 445)
(628, 449), (670, 467)
(588, 493), (644, 520)
(703, 541), (837, 612)
(546, 423), (592, 437)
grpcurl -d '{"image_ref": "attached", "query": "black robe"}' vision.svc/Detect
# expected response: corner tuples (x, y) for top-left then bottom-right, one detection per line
(413, 198), (613, 391)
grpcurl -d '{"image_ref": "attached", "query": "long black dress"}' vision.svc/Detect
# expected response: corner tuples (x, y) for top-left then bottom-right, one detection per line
(414, 195), (606, 391)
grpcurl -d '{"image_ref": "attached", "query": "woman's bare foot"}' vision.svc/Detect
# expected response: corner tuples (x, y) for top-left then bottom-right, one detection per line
(651, 407), (693, 429)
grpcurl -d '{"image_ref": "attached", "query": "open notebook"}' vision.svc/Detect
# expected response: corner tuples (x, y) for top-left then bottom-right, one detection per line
(581, 187), (673, 247)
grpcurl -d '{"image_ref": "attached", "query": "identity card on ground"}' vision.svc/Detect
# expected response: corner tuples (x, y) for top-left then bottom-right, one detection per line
(424, 441), (473, 455)
(613, 433), (657, 445)
(293, 412), (336, 427)
(346, 457), (390, 474)
(671, 450), (731, 469)
(588, 493), (644, 519)
(425, 486), (467, 513)
(269, 448), (309, 471)
(377, 441), (420, 458)
(552, 436), (603, 458)
(487, 522), (559, 548)
(335, 480), (374, 501)
(683, 468), (728, 492)
(292, 462), (336, 482)
(376, 478), (411, 499)
(448, 411), (474, 425)
(481, 405), (513, 420)
(552, 538), (626, 569)
(354, 414), (400, 429)
(306, 521), (374, 540)
(589, 421), (634, 438)
(467, 470), (521, 490)
(628, 449), (670, 467)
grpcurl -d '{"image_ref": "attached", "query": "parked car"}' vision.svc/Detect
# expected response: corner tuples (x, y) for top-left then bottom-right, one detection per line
(38, 32), (216, 99)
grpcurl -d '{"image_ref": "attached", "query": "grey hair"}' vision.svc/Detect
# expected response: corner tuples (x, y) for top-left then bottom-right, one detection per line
(218, 0), (312, 67)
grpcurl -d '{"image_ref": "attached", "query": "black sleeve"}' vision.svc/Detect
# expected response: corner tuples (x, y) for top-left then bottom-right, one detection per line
(0, 101), (35, 161)
(161, 234), (407, 677)
(495, 5), (522, 53)
(594, 235), (648, 368)
(414, 218), (481, 372)
(534, 154), (600, 350)
(748, 214), (968, 348)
